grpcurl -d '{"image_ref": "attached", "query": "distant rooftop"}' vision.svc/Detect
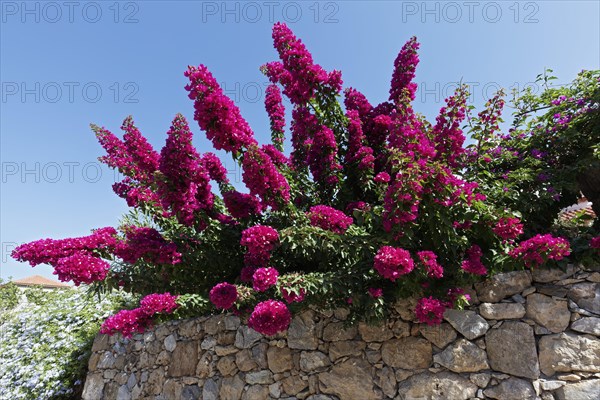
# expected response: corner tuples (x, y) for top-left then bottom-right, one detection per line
(11, 275), (71, 289)
(559, 197), (596, 224)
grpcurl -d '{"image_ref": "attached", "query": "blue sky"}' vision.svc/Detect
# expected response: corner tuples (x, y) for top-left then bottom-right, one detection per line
(1, 0), (599, 281)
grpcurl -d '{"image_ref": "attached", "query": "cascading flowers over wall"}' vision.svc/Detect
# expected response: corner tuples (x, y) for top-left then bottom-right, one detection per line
(12, 23), (600, 337)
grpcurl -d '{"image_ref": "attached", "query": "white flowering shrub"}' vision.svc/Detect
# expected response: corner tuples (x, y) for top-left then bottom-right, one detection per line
(0, 285), (132, 399)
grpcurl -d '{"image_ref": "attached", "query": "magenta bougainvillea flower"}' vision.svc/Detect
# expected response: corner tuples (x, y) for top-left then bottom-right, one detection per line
(415, 296), (448, 326)
(101, 293), (178, 338)
(374, 246), (415, 281)
(115, 227), (181, 265)
(185, 65), (257, 153)
(240, 225), (280, 267)
(252, 267), (279, 292)
(248, 300), (292, 336)
(389, 36), (420, 103)
(509, 234), (571, 267)
(281, 286), (306, 304)
(460, 245), (487, 276)
(222, 190), (264, 219)
(54, 253), (111, 286)
(417, 251), (444, 279)
(308, 205), (353, 234)
(493, 217), (524, 241)
(209, 282), (238, 310)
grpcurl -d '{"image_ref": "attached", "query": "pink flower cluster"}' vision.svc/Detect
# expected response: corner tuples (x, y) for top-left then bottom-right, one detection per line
(115, 227), (181, 265)
(374, 172), (390, 183)
(121, 116), (160, 181)
(248, 300), (292, 336)
(202, 152), (229, 184)
(382, 171), (423, 230)
(95, 123), (155, 182)
(54, 253), (111, 285)
(240, 225), (279, 267)
(417, 251), (444, 279)
(493, 217), (524, 240)
(290, 107), (316, 170)
(157, 114), (213, 226)
(185, 65), (257, 153)
(460, 245), (487, 276)
(252, 267), (279, 292)
(100, 292), (178, 338)
(265, 84), (286, 150)
(589, 236), (600, 249)
(281, 286), (306, 303)
(308, 205), (353, 234)
(374, 246), (415, 281)
(95, 118), (161, 208)
(389, 36), (420, 103)
(509, 234), (571, 267)
(263, 22), (342, 105)
(346, 110), (375, 172)
(112, 179), (159, 208)
(415, 296), (447, 326)
(344, 88), (373, 119)
(209, 282), (238, 309)
(12, 227), (117, 266)
(242, 147), (291, 210)
(12, 227), (117, 285)
(432, 88), (468, 169)
(222, 190), (264, 219)
(139, 292), (179, 315)
(308, 125), (342, 186)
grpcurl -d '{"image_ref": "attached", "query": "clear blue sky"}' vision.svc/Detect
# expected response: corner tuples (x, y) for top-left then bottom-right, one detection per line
(1, 1), (599, 281)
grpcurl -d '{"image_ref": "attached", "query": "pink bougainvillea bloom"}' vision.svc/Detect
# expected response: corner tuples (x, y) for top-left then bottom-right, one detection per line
(115, 227), (181, 265)
(373, 246), (415, 281)
(368, 288), (383, 298)
(308, 205), (353, 234)
(374, 172), (391, 183)
(265, 84), (286, 150)
(242, 146), (291, 210)
(139, 293), (179, 315)
(589, 236), (600, 249)
(100, 308), (148, 339)
(209, 282), (238, 309)
(185, 65), (257, 153)
(54, 253), (111, 286)
(157, 114), (213, 225)
(248, 300), (292, 336)
(11, 227), (117, 267)
(493, 217), (524, 241)
(222, 190), (264, 219)
(417, 250), (444, 279)
(240, 225), (279, 267)
(281, 286), (306, 304)
(202, 152), (229, 184)
(415, 296), (448, 326)
(460, 245), (487, 276)
(252, 267), (279, 292)
(509, 234), (571, 267)
(389, 36), (420, 103)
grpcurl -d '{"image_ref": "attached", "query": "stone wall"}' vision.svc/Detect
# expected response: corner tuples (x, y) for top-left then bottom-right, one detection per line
(83, 265), (600, 400)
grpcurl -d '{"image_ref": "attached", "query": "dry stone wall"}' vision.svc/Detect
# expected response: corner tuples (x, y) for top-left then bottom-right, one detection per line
(83, 265), (600, 400)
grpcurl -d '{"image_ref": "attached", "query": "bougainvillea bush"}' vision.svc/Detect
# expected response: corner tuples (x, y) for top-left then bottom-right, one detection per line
(12, 23), (600, 336)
